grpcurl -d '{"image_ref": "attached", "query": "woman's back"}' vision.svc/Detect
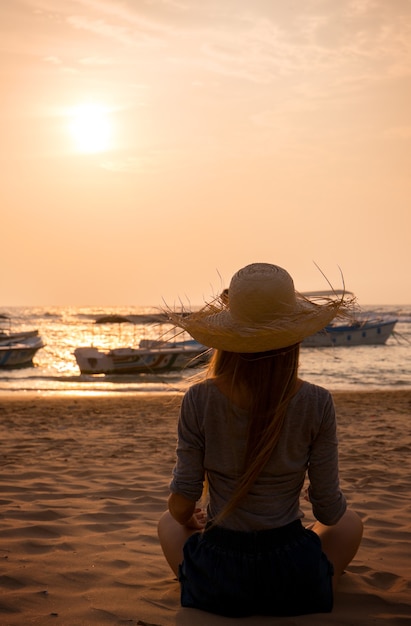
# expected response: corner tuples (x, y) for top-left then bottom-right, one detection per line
(172, 379), (346, 531)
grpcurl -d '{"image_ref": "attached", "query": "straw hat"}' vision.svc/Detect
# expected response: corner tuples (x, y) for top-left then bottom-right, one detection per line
(167, 263), (354, 352)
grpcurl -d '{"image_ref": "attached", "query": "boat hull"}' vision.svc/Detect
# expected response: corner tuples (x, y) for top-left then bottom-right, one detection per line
(0, 336), (45, 368)
(302, 319), (397, 347)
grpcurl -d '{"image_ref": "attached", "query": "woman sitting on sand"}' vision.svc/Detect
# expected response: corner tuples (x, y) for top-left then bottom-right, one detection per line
(158, 263), (363, 617)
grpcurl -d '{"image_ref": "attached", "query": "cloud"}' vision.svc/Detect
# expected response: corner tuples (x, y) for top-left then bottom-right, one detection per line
(66, 15), (160, 48)
(79, 55), (113, 65)
(71, 0), (178, 38)
(25, 0), (411, 90)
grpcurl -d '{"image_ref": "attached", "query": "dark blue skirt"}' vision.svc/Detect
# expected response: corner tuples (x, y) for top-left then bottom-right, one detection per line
(178, 519), (333, 617)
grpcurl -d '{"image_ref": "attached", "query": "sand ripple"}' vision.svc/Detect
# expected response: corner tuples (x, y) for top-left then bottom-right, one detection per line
(0, 391), (410, 625)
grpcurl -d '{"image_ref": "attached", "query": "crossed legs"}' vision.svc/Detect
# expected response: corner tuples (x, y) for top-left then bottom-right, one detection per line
(311, 509), (363, 592)
(158, 511), (198, 577)
(158, 508), (364, 592)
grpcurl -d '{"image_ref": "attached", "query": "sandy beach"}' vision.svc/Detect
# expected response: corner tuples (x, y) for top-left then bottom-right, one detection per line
(0, 390), (410, 626)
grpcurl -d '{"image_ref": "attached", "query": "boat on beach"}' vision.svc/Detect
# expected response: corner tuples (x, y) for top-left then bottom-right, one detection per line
(74, 338), (210, 375)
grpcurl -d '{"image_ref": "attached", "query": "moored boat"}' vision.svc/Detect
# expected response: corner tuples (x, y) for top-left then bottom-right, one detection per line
(74, 338), (210, 375)
(0, 335), (45, 368)
(302, 317), (397, 347)
(0, 314), (45, 367)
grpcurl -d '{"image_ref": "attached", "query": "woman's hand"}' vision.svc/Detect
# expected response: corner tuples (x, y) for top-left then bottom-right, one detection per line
(185, 507), (206, 530)
(168, 493), (206, 528)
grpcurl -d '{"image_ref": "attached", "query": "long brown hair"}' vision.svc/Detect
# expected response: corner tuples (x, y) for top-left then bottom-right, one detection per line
(207, 343), (300, 523)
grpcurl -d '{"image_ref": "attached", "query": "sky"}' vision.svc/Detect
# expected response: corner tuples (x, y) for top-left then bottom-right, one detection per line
(2, 0), (411, 307)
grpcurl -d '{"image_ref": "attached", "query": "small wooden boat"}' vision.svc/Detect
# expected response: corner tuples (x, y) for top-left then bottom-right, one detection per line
(302, 318), (397, 347)
(74, 339), (210, 375)
(0, 314), (45, 367)
(298, 291), (397, 347)
(0, 335), (45, 368)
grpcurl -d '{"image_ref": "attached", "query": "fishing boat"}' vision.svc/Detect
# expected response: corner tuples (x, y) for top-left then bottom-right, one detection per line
(302, 317), (397, 347)
(297, 290), (397, 347)
(0, 314), (45, 367)
(0, 335), (45, 368)
(74, 338), (210, 375)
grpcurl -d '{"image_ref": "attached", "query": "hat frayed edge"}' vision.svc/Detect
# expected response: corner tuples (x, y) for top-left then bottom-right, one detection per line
(164, 291), (357, 353)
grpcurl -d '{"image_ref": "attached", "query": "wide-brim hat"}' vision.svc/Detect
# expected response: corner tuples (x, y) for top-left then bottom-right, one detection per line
(166, 263), (355, 352)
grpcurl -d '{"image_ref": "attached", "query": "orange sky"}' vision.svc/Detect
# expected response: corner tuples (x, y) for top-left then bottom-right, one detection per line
(2, 0), (410, 306)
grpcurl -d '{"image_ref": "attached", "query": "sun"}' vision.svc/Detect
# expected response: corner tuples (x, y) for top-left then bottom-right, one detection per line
(68, 103), (112, 153)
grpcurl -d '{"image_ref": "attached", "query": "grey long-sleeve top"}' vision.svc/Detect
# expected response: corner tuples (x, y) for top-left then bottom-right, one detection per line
(170, 379), (347, 531)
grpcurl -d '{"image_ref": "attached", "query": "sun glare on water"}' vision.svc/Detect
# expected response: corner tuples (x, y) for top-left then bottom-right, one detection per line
(68, 103), (112, 153)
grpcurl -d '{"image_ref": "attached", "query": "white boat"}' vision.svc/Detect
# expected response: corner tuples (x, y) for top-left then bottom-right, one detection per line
(0, 314), (45, 367)
(302, 318), (397, 347)
(74, 338), (210, 375)
(298, 290), (398, 347)
(0, 335), (45, 367)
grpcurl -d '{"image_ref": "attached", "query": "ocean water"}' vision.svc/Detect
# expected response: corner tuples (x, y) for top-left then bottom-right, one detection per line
(0, 305), (410, 394)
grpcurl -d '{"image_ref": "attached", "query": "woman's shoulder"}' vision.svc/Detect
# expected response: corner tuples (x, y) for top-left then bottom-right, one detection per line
(287, 382), (335, 432)
(184, 378), (219, 401)
(296, 380), (333, 405)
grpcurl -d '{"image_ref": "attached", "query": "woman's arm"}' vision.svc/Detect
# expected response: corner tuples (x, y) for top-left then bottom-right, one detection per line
(168, 493), (206, 530)
(307, 396), (347, 525)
